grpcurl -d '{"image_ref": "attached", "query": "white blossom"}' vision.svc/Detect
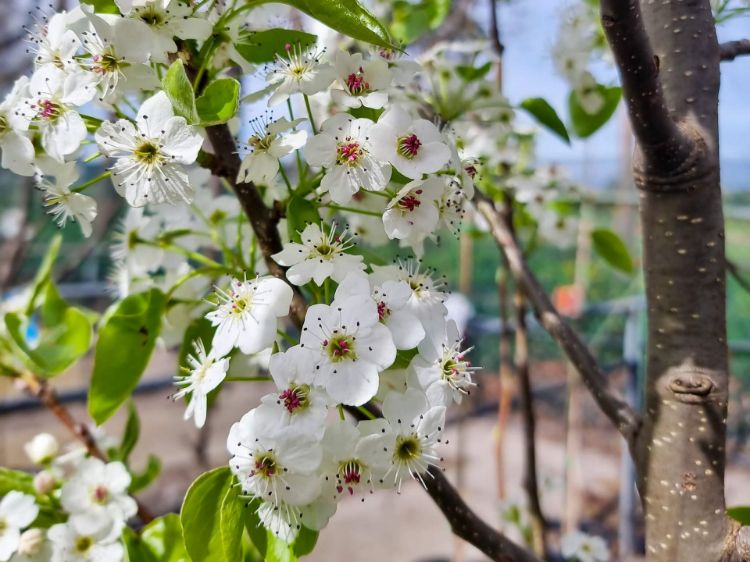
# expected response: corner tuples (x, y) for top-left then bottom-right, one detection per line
(561, 530), (610, 562)
(331, 51), (391, 109)
(237, 116), (307, 185)
(23, 433), (59, 465)
(38, 161), (97, 238)
(173, 340), (230, 428)
(0, 492), (39, 562)
(47, 520), (123, 562)
(266, 44), (335, 107)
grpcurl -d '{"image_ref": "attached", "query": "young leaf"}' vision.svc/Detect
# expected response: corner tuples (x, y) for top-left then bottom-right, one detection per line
(568, 85), (622, 138)
(196, 78), (241, 126)
(117, 401), (140, 463)
(123, 514), (188, 562)
(163, 60), (198, 123)
(591, 228), (635, 274)
(520, 98), (571, 144)
(80, 0), (120, 14)
(274, 0), (393, 49)
(391, 0), (451, 43)
(234, 29), (317, 64)
(88, 288), (166, 424)
(181, 467), (243, 562)
(286, 196), (321, 242)
(129, 455), (161, 494)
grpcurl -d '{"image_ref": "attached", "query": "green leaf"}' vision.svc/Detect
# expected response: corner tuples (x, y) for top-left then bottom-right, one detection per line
(520, 98), (570, 144)
(455, 62), (493, 83)
(591, 228), (635, 274)
(234, 29), (318, 64)
(163, 60), (198, 123)
(243, 497), (317, 560)
(181, 467), (244, 562)
(0, 469), (64, 528)
(292, 527), (318, 557)
(124, 514), (189, 562)
(88, 289), (166, 424)
(80, 0), (121, 14)
(286, 196), (321, 242)
(117, 401), (140, 463)
(272, 0), (393, 48)
(568, 85), (622, 138)
(5, 282), (93, 376)
(129, 455), (161, 494)
(391, 0), (451, 43)
(26, 234), (62, 315)
(196, 78), (241, 126)
(728, 506), (750, 525)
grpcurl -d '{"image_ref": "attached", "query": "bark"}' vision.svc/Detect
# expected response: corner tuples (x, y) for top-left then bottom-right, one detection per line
(719, 39), (750, 61)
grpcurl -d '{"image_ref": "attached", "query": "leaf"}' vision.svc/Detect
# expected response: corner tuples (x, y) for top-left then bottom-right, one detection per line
(5, 282), (93, 376)
(196, 78), (241, 126)
(520, 98), (570, 144)
(117, 401), (140, 463)
(26, 234), (62, 315)
(455, 62), (493, 83)
(80, 0), (121, 14)
(591, 228), (635, 274)
(163, 60), (198, 123)
(391, 0), (451, 43)
(234, 29), (318, 64)
(728, 506), (750, 525)
(292, 527), (318, 557)
(0, 469), (64, 528)
(124, 514), (189, 562)
(88, 289), (166, 424)
(271, 0), (393, 48)
(181, 467), (243, 562)
(568, 85), (622, 138)
(286, 196), (321, 242)
(129, 455), (161, 494)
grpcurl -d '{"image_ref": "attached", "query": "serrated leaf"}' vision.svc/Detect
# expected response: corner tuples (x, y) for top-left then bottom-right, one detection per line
(163, 60), (198, 123)
(591, 228), (634, 274)
(88, 288), (165, 424)
(270, 0), (393, 48)
(235, 29), (318, 64)
(520, 98), (570, 144)
(197, 78), (241, 126)
(568, 85), (622, 138)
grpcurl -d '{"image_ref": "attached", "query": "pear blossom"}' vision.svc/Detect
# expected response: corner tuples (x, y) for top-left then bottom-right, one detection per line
(373, 47), (422, 87)
(38, 161), (97, 238)
(205, 275), (293, 357)
(110, 207), (164, 278)
(60, 458), (137, 535)
(47, 520), (123, 562)
(12, 528), (52, 562)
(305, 113), (391, 204)
(173, 340), (230, 428)
(228, 406), (322, 507)
(272, 222), (365, 286)
(383, 176), (443, 244)
(95, 91), (203, 206)
(369, 105), (451, 179)
(28, 12), (81, 74)
(300, 291), (396, 406)
(561, 530), (610, 562)
(237, 116), (307, 185)
(0, 492), (39, 562)
(265, 44), (335, 106)
(24, 66), (96, 162)
(23, 433), (59, 465)
(331, 51), (391, 109)
(0, 77), (36, 177)
(380, 388), (446, 490)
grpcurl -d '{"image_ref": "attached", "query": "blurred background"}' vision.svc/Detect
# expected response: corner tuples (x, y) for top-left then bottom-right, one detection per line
(1, 0), (749, 561)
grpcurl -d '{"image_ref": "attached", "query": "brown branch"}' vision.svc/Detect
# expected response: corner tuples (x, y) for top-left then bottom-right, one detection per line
(599, 0), (694, 172)
(720, 38), (750, 61)
(17, 372), (155, 524)
(474, 190), (640, 445)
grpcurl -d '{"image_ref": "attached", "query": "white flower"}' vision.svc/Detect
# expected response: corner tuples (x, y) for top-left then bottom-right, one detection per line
(205, 275), (293, 357)
(228, 406), (322, 507)
(373, 47), (422, 87)
(173, 340), (230, 428)
(29, 12), (81, 74)
(24, 66), (95, 162)
(272, 222), (364, 286)
(561, 530), (610, 562)
(261, 346), (329, 436)
(574, 71), (605, 114)
(0, 77), (36, 177)
(12, 528), (52, 562)
(47, 520), (123, 562)
(23, 433), (59, 465)
(95, 91), (203, 206)
(334, 272), (424, 350)
(38, 161), (97, 238)
(59, 458), (137, 535)
(305, 113), (391, 204)
(237, 116), (307, 185)
(369, 105), (451, 179)
(380, 388), (445, 490)
(266, 44), (335, 107)
(383, 176), (443, 245)
(410, 319), (477, 406)
(300, 291), (396, 406)
(111, 207), (164, 277)
(331, 51), (391, 109)
(0, 492), (39, 562)
(115, 0), (212, 64)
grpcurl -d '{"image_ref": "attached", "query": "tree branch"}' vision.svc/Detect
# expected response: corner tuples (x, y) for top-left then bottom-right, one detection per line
(16, 372), (155, 524)
(473, 190), (641, 445)
(720, 38), (750, 61)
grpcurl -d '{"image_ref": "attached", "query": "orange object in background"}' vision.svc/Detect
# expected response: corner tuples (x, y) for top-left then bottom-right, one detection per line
(553, 284), (585, 318)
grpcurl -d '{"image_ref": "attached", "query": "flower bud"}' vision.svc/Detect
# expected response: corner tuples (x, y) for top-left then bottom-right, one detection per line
(17, 528), (44, 555)
(33, 470), (56, 495)
(24, 433), (59, 465)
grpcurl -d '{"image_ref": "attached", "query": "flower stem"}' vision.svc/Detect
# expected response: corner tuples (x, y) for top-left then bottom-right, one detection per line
(303, 94), (317, 134)
(323, 204), (383, 218)
(71, 171), (111, 193)
(338, 404), (346, 420)
(356, 406), (377, 420)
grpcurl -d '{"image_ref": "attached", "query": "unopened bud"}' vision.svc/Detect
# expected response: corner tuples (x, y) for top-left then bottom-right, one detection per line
(17, 528), (44, 555)
(33, 470), (56, 495)
(24, 433), (59, 465)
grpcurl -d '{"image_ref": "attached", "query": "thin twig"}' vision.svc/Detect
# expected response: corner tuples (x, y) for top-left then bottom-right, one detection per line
(719, 38), (750, 61)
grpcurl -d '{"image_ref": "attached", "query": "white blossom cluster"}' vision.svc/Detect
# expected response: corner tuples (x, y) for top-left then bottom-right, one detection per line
(0, 432), (136, 562)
